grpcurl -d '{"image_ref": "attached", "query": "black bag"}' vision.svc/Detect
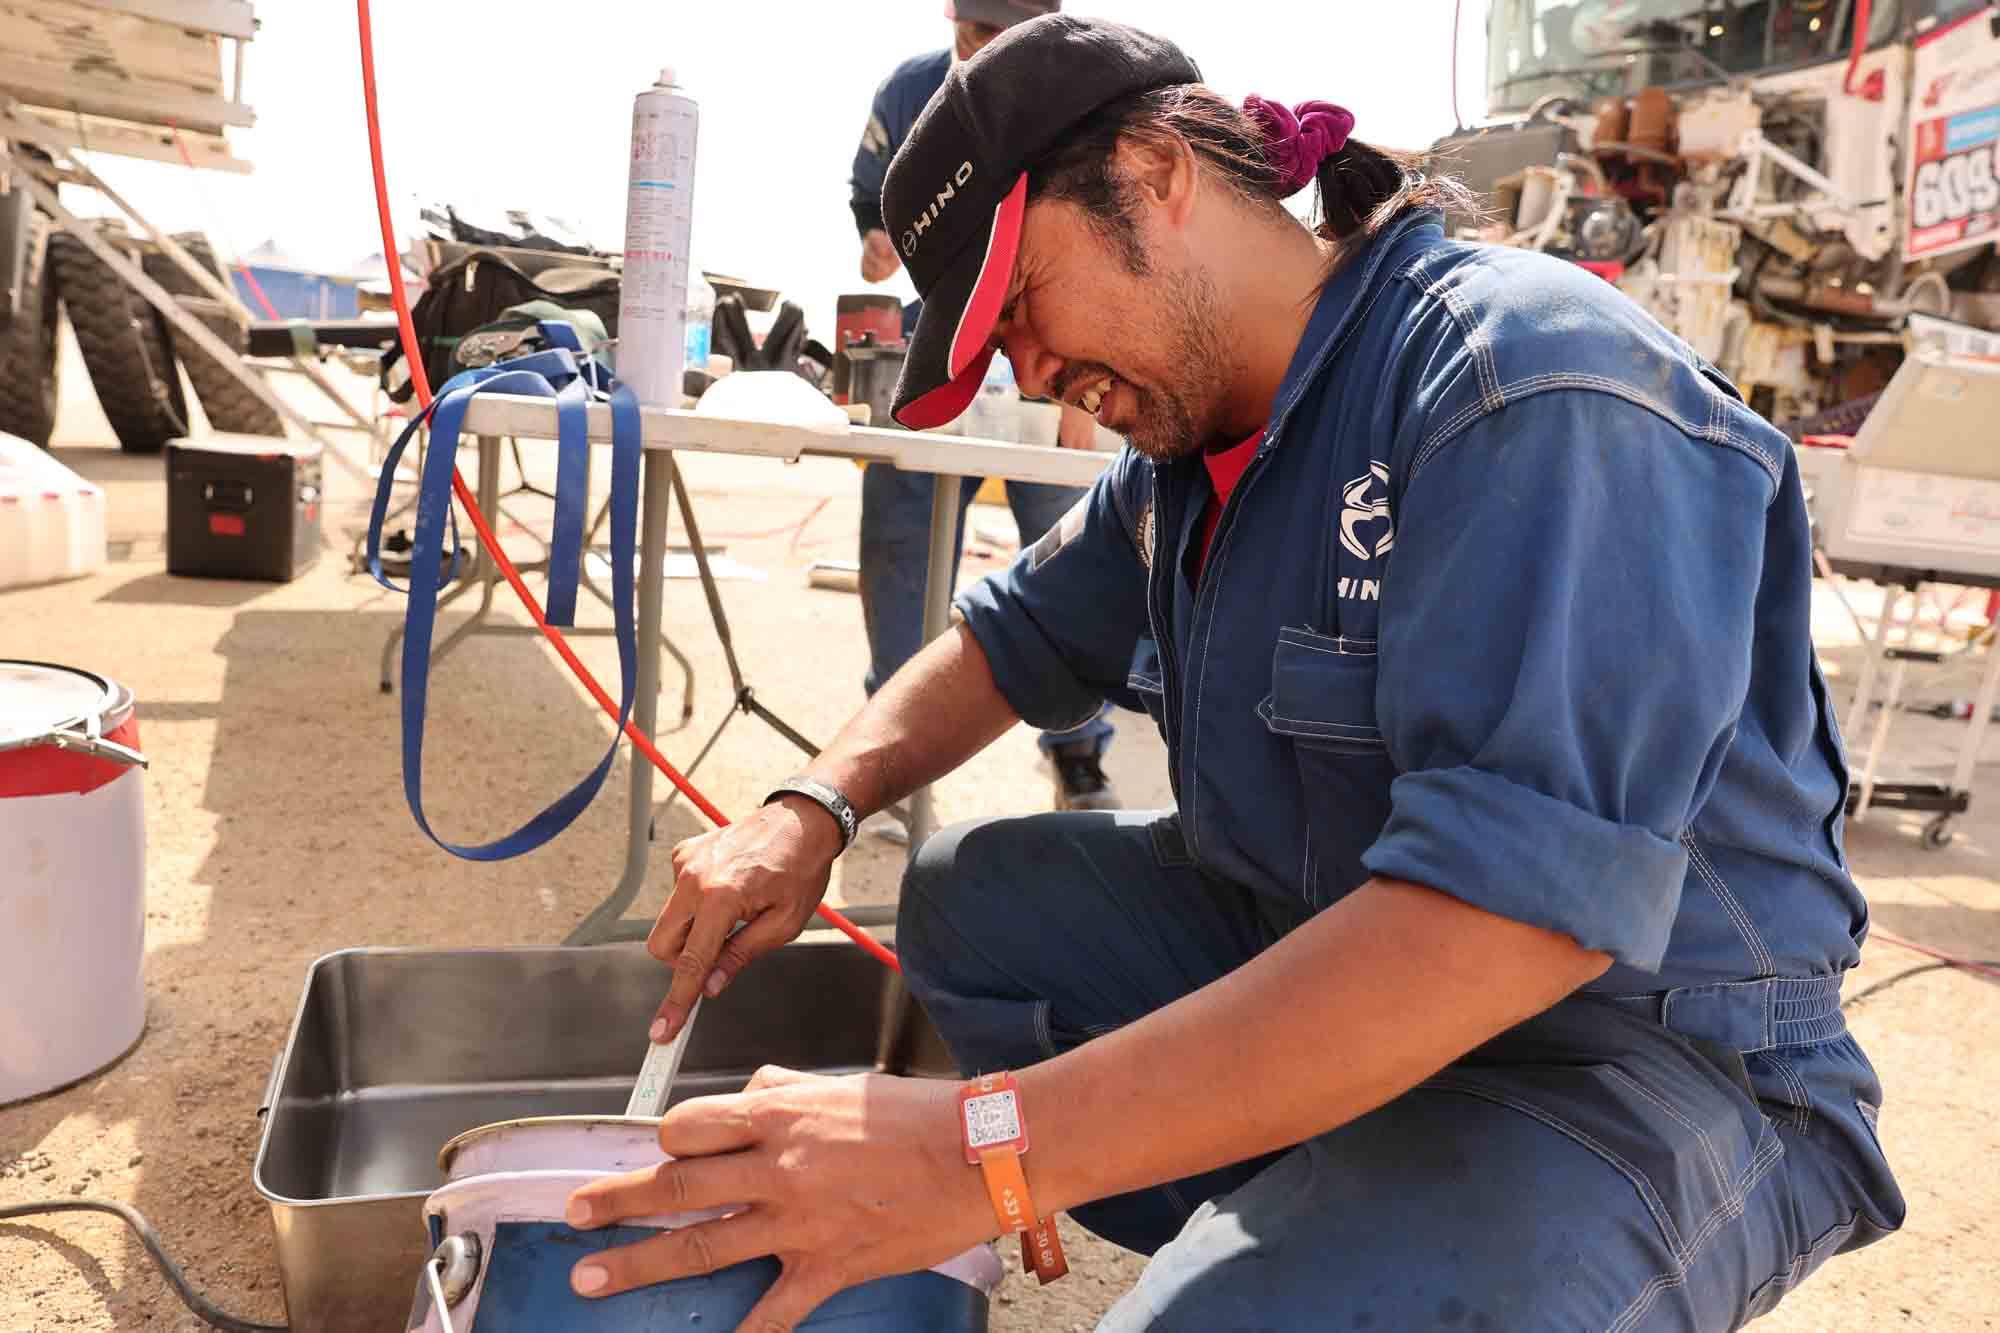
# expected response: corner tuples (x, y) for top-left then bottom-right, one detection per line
(710, 294), (809, 374)
(381, 250), (620, 402)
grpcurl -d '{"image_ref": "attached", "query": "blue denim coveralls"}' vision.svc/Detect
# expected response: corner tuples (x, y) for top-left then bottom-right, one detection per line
(897, 211), (1905, 1330)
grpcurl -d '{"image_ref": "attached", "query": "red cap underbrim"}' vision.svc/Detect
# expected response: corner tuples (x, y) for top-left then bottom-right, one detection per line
(892, 172), (1027, 430)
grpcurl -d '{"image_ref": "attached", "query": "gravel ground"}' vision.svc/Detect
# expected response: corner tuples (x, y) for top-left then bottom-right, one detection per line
(2, 351), (1995, 1330)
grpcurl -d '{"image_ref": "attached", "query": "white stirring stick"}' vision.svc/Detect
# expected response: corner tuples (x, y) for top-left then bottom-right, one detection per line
(625, 997), (700, 1118)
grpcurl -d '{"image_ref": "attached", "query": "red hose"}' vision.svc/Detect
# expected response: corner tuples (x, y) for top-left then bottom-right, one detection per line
(353, 0), (897, 972)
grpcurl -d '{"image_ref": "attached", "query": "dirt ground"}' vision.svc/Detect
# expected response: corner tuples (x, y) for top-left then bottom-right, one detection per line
(2, 345), (1997, 1330)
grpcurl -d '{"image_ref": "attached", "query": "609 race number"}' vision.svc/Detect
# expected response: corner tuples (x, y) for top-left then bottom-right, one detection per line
(1913, 144), (2000, 229)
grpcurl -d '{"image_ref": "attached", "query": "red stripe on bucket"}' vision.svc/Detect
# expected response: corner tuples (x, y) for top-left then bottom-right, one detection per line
(0, 716), (142, 798)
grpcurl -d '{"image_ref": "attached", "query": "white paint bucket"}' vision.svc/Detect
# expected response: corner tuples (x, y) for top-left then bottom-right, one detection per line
(0, 661), (147, 1104)
(413, 1115), (1002, 1331)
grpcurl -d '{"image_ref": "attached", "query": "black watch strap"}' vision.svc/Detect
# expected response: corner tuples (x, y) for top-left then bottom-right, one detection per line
(765, 776), (859, 851)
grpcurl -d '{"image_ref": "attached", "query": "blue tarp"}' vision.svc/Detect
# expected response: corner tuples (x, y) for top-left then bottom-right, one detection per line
(231, 265), (360, 320)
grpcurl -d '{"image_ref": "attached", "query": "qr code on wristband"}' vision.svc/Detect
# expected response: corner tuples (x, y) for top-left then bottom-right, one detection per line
(964, 1089), (1023, 1150)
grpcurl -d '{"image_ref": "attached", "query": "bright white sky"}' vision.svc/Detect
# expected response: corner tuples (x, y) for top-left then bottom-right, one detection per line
(79, 2), (1490, 339)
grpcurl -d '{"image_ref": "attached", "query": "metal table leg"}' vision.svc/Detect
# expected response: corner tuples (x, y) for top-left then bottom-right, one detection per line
(648, 459), (823, 828)
(879, 470), (966, 1073)
(1847, 583), (1897, 731)
(904, 474), (963, 849)
(1946, 630), (2000, 814)
(564, 447), (675, 946)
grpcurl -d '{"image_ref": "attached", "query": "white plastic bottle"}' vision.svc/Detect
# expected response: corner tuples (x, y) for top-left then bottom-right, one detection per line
(616, 70), (699, 406)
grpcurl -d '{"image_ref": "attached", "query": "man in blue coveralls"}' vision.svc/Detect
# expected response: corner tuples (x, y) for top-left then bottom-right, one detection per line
(849, 0), (1121, 818)
(573, 17), (1904, 1330)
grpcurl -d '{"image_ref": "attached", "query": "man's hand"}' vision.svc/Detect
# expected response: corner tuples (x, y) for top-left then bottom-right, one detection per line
(1056, 402), (1100, 450)
(565, 1067), (995, 1331)
(646, 797), (844, 1042)
(860, 229), (901, 283)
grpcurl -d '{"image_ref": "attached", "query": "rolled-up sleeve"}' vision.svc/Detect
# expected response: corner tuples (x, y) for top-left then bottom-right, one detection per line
(1362, 391), (1775, 970)
(954, 457), (1150, 732)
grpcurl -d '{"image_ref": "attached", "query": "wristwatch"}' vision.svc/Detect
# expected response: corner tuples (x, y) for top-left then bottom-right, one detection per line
(764, 775), (858, 851)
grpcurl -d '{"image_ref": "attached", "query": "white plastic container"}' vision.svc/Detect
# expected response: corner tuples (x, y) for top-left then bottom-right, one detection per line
(616, 71), (700, 407)
(0, 433), (107, 590)
(0, 661), (147, 1104)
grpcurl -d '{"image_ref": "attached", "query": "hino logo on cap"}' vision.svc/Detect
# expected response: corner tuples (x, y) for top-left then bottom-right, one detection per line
(902, 161), (976, 256)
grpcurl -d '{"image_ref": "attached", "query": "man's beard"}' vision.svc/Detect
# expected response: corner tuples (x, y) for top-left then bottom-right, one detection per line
(1120, 267), (1230, 463)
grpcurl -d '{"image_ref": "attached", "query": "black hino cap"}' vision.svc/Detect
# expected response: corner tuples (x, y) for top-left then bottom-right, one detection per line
(882, 16), (1200, 428)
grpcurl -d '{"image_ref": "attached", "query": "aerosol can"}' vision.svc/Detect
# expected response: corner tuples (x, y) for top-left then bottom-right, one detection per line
(617, 69), (699, 407)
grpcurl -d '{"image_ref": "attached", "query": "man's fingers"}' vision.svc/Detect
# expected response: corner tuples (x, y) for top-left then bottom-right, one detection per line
(659, 1093), (762, 1157)
(565, 1156), (765, 1232)
(736, 1261), (845, 1333)
(568, 1213), (778, 1300)
(703, 908), (804, 1000)
(741, 1064), (816, 1093)
(656, 889), (740, 1040)
(645, 883), (697, 968)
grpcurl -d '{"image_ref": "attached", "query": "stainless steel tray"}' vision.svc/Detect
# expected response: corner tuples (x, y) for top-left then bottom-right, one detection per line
(253, 938), (910, 1331)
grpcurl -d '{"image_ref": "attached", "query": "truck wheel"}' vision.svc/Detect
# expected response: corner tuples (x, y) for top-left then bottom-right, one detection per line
(0, 211), (61, 447)
(49, 225), (188, 453)
(142, 234), (283, 436)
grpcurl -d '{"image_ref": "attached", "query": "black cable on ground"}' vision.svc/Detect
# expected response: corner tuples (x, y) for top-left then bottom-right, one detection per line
(0, 1198), (286, 1332)
(1843, 960), (2000, 1011)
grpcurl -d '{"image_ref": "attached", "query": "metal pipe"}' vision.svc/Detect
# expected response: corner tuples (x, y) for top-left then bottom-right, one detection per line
(905, 474), (962, 848)
(1755, 271), (1949, 321)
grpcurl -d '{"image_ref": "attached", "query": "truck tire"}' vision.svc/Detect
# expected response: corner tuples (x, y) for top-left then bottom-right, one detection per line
(49, 226), (188, 453)
(142, 234), (283, 436)
(0, 212), (60, 448)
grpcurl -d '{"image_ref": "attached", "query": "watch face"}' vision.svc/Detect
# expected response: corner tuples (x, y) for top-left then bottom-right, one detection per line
(964, 1088), (1024, 1152)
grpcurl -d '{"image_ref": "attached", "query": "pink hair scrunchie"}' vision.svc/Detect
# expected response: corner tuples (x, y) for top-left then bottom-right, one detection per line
(1243, 96), (1357, 197)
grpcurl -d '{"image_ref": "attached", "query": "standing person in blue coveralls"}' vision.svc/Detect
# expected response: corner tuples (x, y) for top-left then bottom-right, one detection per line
(849, 0), (1121, 823)
(571, 17), (1905, 1330)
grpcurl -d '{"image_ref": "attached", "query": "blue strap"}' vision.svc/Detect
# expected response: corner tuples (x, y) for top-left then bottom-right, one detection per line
(534, 320), (590, 630)
(365, 403), (464, 592)
(544, 372), (590, 627)
(364, 340), (641, 862)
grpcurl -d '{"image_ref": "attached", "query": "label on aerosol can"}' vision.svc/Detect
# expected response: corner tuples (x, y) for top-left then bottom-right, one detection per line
(618, 71), (699, 407)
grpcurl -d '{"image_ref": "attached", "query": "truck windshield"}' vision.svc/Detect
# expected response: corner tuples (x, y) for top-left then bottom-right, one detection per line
(1484, 0), (1902, 113)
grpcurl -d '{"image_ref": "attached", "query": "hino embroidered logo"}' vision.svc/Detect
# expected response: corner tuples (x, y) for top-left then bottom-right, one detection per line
(1338, 462), (1394, 561)
(901, 160), (976, 256)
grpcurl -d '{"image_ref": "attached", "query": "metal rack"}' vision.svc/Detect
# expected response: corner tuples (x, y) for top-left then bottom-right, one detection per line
(1805, 350), (2000, 848)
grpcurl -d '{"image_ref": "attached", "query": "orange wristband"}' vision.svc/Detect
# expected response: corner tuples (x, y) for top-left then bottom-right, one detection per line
(959, 1072), (1069, 1284)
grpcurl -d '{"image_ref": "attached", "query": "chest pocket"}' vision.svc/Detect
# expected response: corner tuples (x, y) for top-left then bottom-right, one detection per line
(1257, 627), (1397, 909)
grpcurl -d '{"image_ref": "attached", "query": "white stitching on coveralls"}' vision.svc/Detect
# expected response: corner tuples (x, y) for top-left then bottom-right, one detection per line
(1766, 1051), (1814, 1135)
(1605, 1134), (1785, 1333)
(1422, 1077), (1686, 1257)
(1410, 372), (1781, 493)
(1600, 1066), (1739, 1214)
(1681, 831), (1776, 978)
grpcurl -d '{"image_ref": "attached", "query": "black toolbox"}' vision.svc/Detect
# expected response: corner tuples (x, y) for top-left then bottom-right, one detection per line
(166, 435), (322, 581)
